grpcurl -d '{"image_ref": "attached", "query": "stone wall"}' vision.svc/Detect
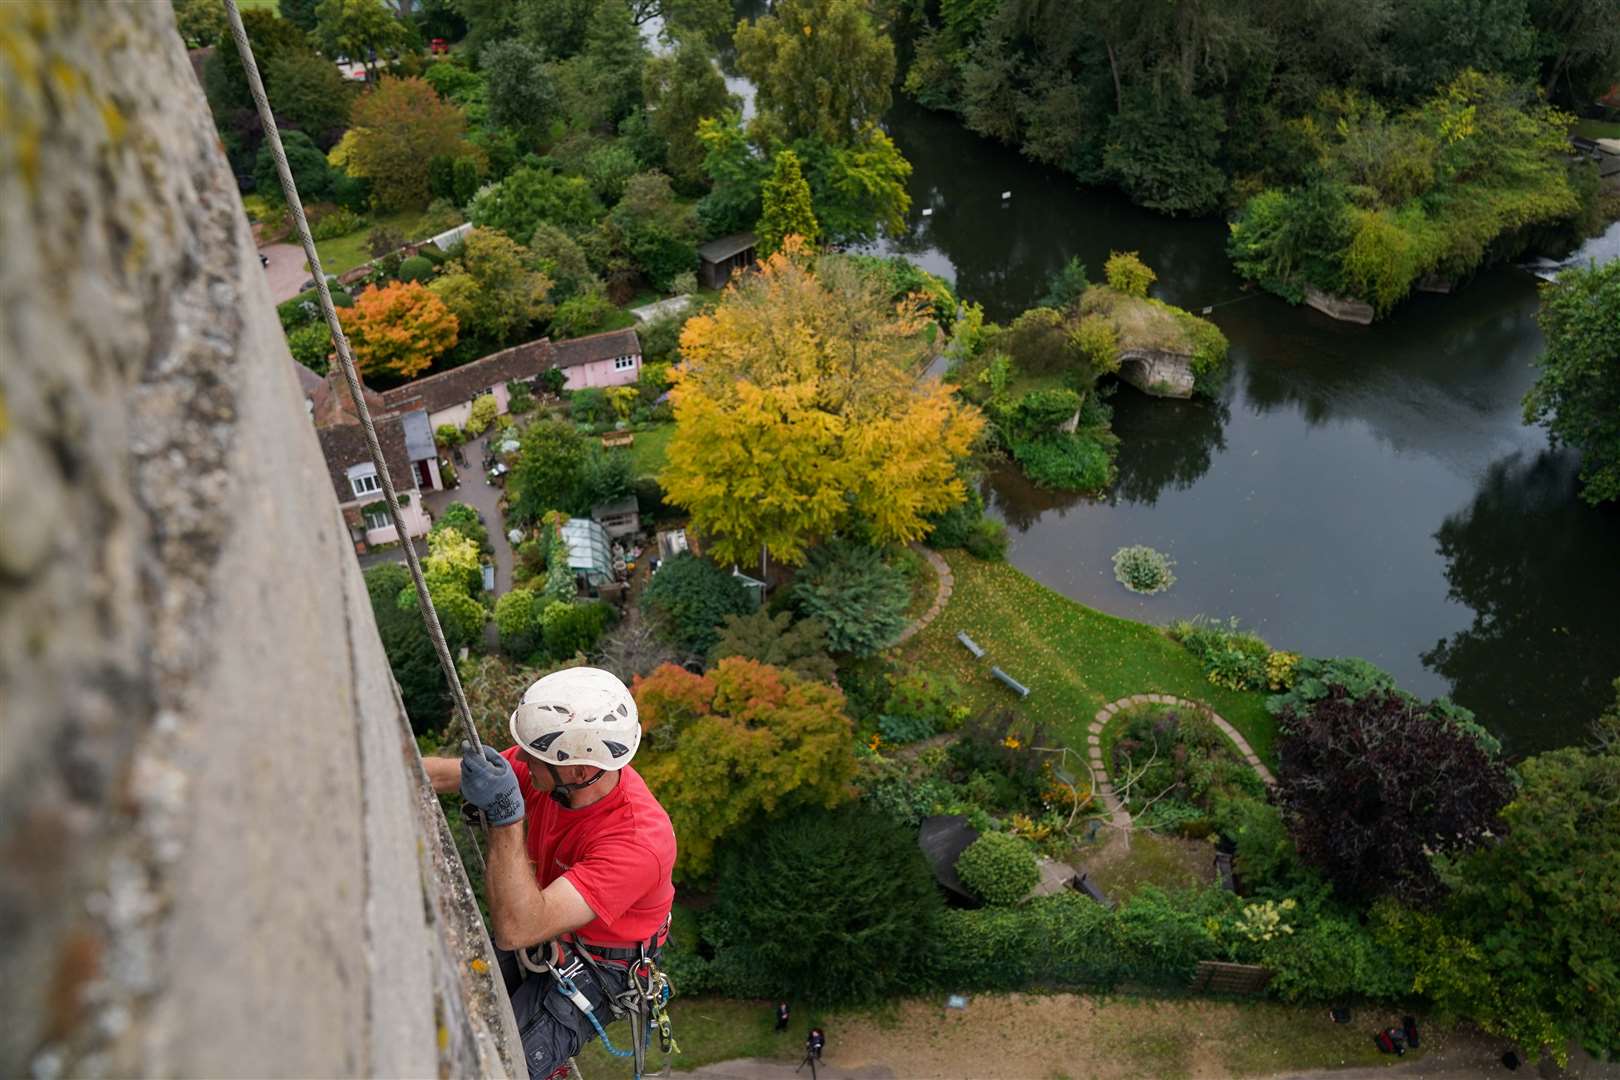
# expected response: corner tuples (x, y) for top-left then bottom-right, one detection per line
(1117, 348), (1196, 398)
(1303, 285), (1376, 325)
(0, 4), (520, 1075)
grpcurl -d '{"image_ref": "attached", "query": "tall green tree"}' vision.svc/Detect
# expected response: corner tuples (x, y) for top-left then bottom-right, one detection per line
(280, 0), (321, 32)
(734, 0), (897, 146)
(756, 148), (819, 255)
(347, 76), (471, 210)
(429, 228), (554, 346)
(710, 806), (943, 1002)
(554, 0), (648, 130)
(173, 0), (228, 47)
(643, 38), (738, 191)
(483, 41), (558, 147)
(515, 0), (596, 60)
(364, 563), (450, 732)
(263, 50), (355, 148)
(314, 0), (409, 81)
(1524, 260), (1620, 505)
(469, 166), (603, 240)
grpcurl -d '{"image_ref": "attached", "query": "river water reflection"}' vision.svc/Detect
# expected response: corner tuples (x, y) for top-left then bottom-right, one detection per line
(868, 99), (1620, 755)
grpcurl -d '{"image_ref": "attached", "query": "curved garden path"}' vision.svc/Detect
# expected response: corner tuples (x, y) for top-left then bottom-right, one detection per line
(894, 545), (953, 645)
(1086, 694), (1276, 831)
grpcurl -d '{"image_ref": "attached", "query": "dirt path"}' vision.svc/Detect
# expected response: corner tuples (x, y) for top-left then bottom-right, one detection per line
(671, 994), (1620, 1080)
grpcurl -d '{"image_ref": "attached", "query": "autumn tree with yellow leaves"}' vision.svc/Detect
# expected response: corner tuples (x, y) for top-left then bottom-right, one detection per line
(661, 240), (983, 565)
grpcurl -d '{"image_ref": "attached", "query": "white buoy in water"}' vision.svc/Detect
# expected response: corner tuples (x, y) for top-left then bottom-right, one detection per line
(921, 207), (933, 217)
(1000, 190), (1012, 200)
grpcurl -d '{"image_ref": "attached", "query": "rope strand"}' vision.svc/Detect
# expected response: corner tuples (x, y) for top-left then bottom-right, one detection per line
(222, 0), (484, 755)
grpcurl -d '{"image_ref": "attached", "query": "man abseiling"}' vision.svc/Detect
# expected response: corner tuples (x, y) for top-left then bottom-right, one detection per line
(424, 667), (676, 1080)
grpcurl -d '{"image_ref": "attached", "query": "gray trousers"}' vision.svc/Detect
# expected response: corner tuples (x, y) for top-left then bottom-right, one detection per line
(498, 947), (631, 1080)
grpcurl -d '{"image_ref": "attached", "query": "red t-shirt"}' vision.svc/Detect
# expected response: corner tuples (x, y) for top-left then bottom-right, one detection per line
(500, 748), (677, 947)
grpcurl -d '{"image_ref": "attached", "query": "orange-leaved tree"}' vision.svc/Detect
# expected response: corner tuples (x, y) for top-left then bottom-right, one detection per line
(340, 281), (459, 380)
(663, 238), (984, 565)
(631, 656), (856, 881)
(347, 76), (471, 210)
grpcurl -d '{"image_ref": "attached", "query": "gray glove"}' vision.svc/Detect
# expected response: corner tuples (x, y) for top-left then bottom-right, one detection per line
(460, 743), (525, 827)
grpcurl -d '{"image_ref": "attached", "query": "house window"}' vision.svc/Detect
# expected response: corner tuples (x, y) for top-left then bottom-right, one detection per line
(364, 509), (392, 531)
(614, 355), (636, 371)
(349, 466), (381, 498)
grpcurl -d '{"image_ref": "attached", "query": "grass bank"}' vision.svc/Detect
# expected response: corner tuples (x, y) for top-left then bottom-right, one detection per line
(577, 992), (1439, 1076)
(314, 208), (429, 276)
(897, 549), (1276, 765)
(619, 422), (675, 479)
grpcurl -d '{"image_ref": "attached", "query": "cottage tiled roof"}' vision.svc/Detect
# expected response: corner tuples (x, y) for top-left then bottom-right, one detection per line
(381, 338), (558, 415)
(293, 361), (325, 399)
(310, 371), (388, 427)
(316, 414), (414, 506)
(552, 328), (642, 369)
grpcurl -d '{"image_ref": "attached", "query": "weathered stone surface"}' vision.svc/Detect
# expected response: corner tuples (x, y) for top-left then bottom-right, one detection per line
(1303, 286), (1375, 325)
(1116, 348), (1196, 398)
(0, 4), (520, 1075)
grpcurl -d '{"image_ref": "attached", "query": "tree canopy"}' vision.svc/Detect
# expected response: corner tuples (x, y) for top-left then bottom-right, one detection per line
(429, 227), (553, 346)
(339, 281), (459, 379)
(1523, 259), (1620, 505)
(662, 243), (984, 565)
(347, 77), (471, 211)
(631, 657), (857, 880)
(734, 0), (896, 146)
(756, 149), (819, 255)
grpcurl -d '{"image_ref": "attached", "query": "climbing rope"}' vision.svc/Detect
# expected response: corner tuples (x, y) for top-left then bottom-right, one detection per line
(221, 0), (483, 756)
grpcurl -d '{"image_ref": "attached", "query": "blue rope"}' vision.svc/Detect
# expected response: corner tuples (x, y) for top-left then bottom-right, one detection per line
(555, 975), (632, 1059)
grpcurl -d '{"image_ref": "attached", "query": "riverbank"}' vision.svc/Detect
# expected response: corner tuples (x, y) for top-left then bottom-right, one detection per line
(895, 548), (1276, 766)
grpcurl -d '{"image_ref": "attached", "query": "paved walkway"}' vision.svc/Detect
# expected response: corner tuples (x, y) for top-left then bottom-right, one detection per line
(1086, 693), (1276, 831)
(259, 242), (309, 303)
(423, 437), (514, 595)
(894, 545), (953, 644)
(628, 294), (693, 323)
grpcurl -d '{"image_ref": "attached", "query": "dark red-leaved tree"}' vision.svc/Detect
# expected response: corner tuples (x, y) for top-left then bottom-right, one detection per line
(1275, 686), (1513, 906)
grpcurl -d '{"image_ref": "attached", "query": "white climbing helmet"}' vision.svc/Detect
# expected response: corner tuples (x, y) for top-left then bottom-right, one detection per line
(509, 666), (641, 771)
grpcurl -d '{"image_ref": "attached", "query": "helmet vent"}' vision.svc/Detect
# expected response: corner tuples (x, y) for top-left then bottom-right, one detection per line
(531, 731), (564, 752)
(603, 740), (630, 759)
(616, 703), (628, 717)
(555, 749), (570, 761)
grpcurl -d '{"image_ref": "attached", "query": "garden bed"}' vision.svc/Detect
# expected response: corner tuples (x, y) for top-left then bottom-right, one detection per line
(897, 551), (1276, 765)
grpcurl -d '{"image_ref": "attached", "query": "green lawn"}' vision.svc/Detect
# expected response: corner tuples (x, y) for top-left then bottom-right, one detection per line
(312, 208), (429, 276)
(619, 422), (675, 479)
(898, 550), (1276, 766)
(1574, 117), (1620, 140)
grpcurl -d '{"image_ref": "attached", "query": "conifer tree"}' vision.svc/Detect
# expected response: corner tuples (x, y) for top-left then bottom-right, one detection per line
(756, 149), (819, 255)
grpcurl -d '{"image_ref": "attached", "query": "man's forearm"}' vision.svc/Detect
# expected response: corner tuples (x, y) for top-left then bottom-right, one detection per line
(486, 823), (548, 950)
(422, 755), (460, 794)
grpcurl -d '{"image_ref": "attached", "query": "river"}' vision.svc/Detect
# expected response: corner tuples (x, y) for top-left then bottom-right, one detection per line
(865, 98), (1620, 756)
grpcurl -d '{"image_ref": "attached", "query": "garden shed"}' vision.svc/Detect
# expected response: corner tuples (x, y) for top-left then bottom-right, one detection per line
(561, 518), (615, 588)
(590, 496), (640, 540)
(698, 232), (758, 289)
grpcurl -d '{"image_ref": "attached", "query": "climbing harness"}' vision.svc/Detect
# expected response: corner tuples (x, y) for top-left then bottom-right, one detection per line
(525, 939), (679, 1079)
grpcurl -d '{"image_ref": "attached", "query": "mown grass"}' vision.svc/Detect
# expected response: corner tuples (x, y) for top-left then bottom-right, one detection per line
(897, 550), (1275, 765)
(312, 208), (429, 276)
(618, 422), (675, 479)
(1573, 117), (1620, 140)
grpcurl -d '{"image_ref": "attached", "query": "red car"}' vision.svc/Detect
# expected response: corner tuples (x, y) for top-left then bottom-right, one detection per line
(430, 37), (448, 55)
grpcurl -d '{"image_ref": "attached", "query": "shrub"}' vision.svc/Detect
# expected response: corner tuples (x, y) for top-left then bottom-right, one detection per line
(495, 589), (543, 656)
(550, 289), (615, 338)
(310, 206), (366, 241)
(670, 269), (697, 295)
(1070, 313), (1118, 372)
(569, 387), (611, 426)
(398, 255), (434, 283)
(791, 541), (910, 657)
(710, 608), (836, 683)
(1009, 431), (1115, 491)
(506, 379), (535, 415)
(285, 320), (332, 371)
(877, 713), (936, 744)
(540, 600), (612, 660)
(1038, 256), (1089, 310)
(925, 479), (985, 549)
(1112, 545), (1176, 594)
(431, 502), (489, 553)
(964, 519), (1008, 561)
(1276, 687), (1514, 905)
(1168, 617), (1271, 691)
(435, 423), (465, 448)
(709, 806), (942, 1004)
(886, 668), (968, 733)
(465, 393), (498, 436)
(364, 563), (449, 731)
(1266, 650), (1300, 691)
(1265, 655), (1397, 717)
(1104, 250), (1157, 297)
(955, 832), (1039, 907)
(640, 553), (752, 655)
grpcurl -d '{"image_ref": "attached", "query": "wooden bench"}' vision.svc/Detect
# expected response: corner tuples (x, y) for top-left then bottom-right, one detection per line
(601, 431), (635, 449)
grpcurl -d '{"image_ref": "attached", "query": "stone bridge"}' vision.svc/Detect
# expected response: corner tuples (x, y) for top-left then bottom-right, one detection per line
(1117, 348), (1196, 398)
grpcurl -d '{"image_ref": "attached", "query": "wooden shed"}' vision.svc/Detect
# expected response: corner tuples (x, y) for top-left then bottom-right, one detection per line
(698, 232), (758, 290)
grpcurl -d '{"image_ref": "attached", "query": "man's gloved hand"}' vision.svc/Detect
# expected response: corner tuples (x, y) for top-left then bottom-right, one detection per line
(460, 743), (525, 826)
